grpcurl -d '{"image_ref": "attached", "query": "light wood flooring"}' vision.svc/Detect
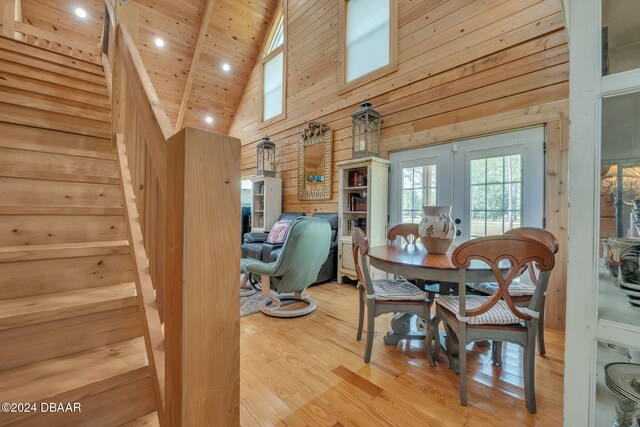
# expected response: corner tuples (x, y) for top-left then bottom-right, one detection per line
(240, 283), (564, 426)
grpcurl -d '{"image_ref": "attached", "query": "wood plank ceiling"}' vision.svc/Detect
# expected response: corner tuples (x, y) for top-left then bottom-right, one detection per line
(19, 0), (276, 134)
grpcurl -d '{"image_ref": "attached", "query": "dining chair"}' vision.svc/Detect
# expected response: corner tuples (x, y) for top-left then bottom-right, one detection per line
(433, 234), (555, 413)
(352, 228), (436, 365)
(387, 223), (421, 244)
(387, 223), (447, 298)
(466, 227), (559, 359)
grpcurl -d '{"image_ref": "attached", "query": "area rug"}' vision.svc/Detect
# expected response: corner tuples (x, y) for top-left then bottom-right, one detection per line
(240, 279), (296, 317)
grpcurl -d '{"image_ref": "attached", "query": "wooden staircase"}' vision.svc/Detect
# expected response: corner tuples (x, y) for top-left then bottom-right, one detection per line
(0, 35), (159, 426)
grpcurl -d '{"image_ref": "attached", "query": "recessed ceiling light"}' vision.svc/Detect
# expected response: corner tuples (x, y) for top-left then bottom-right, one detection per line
(75, 7), (87, 18)
(222, 63), (231, 72)
(154, 38), (165, 48)
(205, 116), (213, 124)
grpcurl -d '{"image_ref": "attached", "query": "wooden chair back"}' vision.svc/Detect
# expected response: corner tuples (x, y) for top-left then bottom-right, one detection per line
(452, 235), (555, 321)
(387, 223), (420, 244)
(352, 228), (374, 295)
(505, 227), (559, 285)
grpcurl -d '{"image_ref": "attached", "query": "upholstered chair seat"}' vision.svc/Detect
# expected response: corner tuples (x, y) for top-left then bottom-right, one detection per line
(467, 280), (536, 297)
(437, 295), (538, 326)
(371, 279), (427, 301)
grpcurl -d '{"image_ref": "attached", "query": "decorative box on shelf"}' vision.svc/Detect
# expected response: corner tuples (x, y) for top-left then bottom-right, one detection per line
(337, 157), (390, 283)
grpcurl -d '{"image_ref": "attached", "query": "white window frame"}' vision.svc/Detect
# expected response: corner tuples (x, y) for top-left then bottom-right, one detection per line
(338, 0), (398, 94)
(260, 1), (287, 126)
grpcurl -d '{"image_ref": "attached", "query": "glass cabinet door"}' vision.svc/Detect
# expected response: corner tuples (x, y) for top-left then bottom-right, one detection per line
(602, 0), (640, 76)
(598, 91), (640, 329)
(566, 0), (640, 425)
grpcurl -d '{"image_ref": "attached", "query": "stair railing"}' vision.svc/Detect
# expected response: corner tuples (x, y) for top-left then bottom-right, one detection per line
(108, 19), (240, 427)
(13, 21), (101, 63)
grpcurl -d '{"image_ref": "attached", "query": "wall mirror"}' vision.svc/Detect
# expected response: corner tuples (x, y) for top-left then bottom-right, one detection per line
(298, 121), (332, 200)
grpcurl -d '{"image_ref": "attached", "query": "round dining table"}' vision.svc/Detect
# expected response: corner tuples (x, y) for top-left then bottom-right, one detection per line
(368, 243), (499, 369)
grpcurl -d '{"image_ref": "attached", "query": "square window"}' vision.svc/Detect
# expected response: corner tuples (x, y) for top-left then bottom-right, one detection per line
(486, 157), (504, 183)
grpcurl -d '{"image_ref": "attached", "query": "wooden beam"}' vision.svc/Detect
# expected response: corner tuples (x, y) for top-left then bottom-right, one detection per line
(174, 0), (216, 132)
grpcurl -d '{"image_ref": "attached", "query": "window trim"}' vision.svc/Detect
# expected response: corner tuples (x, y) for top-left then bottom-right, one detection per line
(337, 0), (398, 95)
(259, 1), (287, 127)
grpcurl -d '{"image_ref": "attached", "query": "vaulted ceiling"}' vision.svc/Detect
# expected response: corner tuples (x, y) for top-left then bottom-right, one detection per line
(20, 0), (276, 134)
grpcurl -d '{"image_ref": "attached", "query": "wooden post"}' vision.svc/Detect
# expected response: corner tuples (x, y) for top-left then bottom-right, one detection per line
(115, 0), (138, 42)
(165, 128), (241, 426)
(0, 0), (16, 38)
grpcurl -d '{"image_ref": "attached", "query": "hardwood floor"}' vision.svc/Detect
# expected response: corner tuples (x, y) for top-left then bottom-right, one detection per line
(240, 283), (565, 426)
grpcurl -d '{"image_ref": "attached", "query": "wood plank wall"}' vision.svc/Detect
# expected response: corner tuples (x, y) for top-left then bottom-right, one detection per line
(229, 0), (570, 329)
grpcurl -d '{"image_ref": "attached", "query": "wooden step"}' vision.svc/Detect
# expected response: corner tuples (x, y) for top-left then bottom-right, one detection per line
(0, 147), (118, 184)
(0, 58), (108, 96)
(0, 123), (113, 158)
(0, 177), (123, 208)
(0, 214), (127, 246)
(0, 305), (143, 371)
(0, 337), (156, 427)
(120, 412), (160, 427)
(0, 71), (111, 109)
(0, 240), (129, 262)
(0, 86), (111, 123)
(0, 253), (134, 300)
(0, 48), (107, 85)
(0, 35), (104, 76)
(0, 102), (111, 138)
(0, 282), (136, 330)
(0, 206), (124, 215)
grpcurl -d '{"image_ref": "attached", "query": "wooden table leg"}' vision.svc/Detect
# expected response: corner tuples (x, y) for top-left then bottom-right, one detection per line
(440, 323), (460, 373)
(383, 313), (427, 345)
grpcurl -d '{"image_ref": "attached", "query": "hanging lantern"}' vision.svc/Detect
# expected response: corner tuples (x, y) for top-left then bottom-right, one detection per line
(351, 100), (381, 159)
(256, 135), (276, 177)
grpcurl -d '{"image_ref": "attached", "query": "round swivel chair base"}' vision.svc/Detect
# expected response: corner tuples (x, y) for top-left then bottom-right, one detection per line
(259, 294), (317, 318)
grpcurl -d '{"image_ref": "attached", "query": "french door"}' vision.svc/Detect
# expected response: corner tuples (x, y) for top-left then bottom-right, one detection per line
(389, 126), (544, 244)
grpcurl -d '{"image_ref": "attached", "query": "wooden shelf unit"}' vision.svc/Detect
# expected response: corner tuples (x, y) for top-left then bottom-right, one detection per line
(337, 157), (390, 283)
(249, 176), (281, 233)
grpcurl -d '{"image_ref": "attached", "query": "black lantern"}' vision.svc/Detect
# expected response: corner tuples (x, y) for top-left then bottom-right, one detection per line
(351, 101), (381, 159)
(256, 135), (276, 177)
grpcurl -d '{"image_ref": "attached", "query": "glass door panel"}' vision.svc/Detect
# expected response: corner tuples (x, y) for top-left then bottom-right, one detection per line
(452, 127), (544, 243)
(468, 154), (523, 238)
(598, 90), (640, 328)
(401, 164), (437, 224)
(602, 0), (640, 76)
(389, 144), (451, 227)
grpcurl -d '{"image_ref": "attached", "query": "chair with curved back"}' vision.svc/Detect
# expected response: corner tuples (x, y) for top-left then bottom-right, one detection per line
(433, 234), (555, 413)
(387, 223), (447, 301)
(240, 217), (331, 317)
(352, 228), (436, 365)
(466, 227), (559, 358)
(387, 223), (421, 245)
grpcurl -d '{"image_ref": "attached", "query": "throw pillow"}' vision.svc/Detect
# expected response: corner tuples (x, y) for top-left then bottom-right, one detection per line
(266, 221), (293, 244)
